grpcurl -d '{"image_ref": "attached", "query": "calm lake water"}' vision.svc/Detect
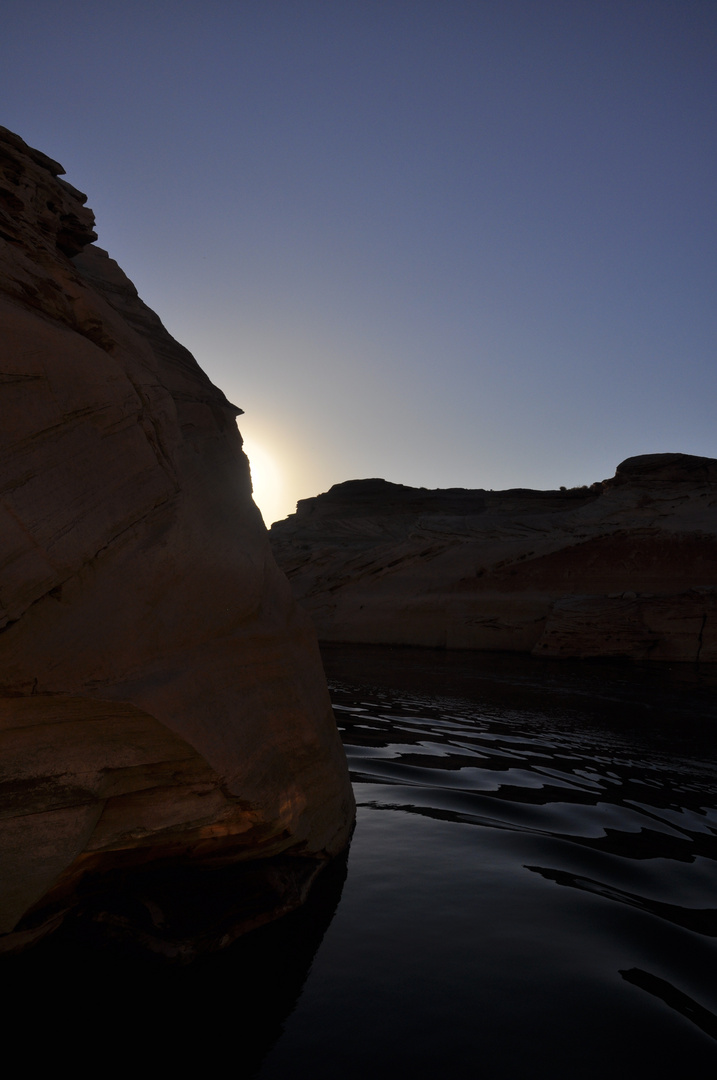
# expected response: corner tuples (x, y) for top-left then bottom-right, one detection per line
(7, 646), (717, 1076)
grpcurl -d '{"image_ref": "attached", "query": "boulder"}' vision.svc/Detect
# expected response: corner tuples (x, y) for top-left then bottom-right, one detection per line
(0, 127), (354, 956)
(270, 459), (717, 662)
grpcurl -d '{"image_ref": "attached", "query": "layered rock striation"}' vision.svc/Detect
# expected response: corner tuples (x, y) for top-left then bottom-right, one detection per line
(0, 127), (354, 955)
(270, 455), (717, 662)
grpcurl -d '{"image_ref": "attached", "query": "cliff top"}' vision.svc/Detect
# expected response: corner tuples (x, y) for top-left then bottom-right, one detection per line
(277, 453), (717, 526)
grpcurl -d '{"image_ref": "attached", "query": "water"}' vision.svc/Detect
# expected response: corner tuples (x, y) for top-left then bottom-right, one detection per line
(256, 647), (717, 1077)
(5, 646), (717, 1075)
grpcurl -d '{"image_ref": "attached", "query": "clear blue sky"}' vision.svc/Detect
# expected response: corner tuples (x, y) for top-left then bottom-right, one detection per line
(3, 1), (716, 523)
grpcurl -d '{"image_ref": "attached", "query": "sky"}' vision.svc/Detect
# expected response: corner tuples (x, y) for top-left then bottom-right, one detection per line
(3, 0), (716, 524)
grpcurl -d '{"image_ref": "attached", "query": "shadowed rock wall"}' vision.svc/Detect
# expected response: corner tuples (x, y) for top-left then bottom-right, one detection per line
(270, 457), (717, 662)
(0, 127), (354, 954)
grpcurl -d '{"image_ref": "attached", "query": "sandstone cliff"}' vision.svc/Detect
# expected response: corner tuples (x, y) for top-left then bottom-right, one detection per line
(0, 127), (354, 955)
(270, 455), (717, 662)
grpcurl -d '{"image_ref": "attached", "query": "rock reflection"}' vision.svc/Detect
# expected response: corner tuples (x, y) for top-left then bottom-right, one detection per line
(620, 968), (717, 1041)
(330, 662), (717, 869)
(2, 851), (348, 1073)
(526, 865), (717, 936)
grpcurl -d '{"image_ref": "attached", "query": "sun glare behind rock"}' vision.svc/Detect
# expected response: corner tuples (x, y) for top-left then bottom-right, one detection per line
(243, 438), (284, 526)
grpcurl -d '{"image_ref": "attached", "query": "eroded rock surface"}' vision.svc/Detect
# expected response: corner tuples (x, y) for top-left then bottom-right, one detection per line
(0, 127), (354, 955)
(270, 456), (717, 662)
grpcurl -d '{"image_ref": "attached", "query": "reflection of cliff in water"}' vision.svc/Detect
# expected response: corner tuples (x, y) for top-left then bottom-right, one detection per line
(321, 642), (717, 724)
(526, 865), (717, 937)
(620, 968), (717, 1042)
(328, 645), (717, 869)
(2, 850), (349, 1074)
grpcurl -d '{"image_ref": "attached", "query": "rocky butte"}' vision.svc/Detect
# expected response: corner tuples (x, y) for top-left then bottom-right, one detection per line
(0, 127), (354, 956)
(270, 456), (717, 663)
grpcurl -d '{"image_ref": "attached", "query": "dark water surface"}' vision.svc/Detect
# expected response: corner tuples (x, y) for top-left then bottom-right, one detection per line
(5, 647), (717, 1076)
(257, 646), (717, 1077)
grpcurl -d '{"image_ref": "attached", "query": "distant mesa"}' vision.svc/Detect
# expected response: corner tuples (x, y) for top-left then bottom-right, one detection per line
(270, 453), (717, 662)
(0, 126), (354, 956)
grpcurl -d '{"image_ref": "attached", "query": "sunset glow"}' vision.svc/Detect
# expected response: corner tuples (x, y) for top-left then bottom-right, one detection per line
(242, 438), (285, 527)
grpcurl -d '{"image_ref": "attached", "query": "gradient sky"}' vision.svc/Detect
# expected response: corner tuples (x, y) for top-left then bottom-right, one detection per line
(3, 1), (716, 524)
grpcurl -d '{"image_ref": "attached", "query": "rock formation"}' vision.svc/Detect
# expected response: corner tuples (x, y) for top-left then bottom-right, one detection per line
(270, 455), (717, 662)
(0, 127), (354, 955)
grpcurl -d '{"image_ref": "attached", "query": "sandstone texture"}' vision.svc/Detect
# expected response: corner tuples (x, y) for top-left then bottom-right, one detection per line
(270, 455), (717, 662)
(0, 127), (354, 954)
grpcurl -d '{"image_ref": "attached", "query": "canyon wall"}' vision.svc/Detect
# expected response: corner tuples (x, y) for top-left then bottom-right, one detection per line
(270, 455), (717, 662)
(0, 127), (354, 955)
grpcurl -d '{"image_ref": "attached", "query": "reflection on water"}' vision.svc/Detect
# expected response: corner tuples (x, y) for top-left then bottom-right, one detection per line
(2, 849), (349, 1073)
(620, 968), (717, 1042)
(257, 646), (717, 1077)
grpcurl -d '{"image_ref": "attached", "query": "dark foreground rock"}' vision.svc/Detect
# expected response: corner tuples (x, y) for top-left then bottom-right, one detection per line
(270, 456), (717, 662)
(0, 127), (354, 955)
